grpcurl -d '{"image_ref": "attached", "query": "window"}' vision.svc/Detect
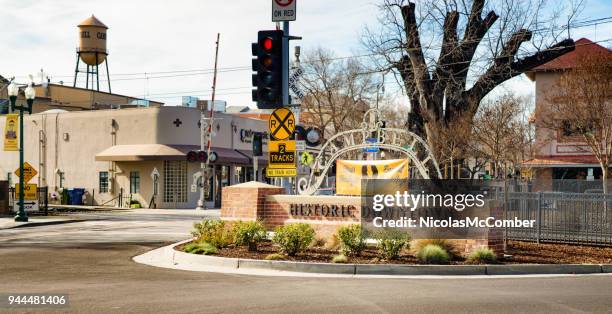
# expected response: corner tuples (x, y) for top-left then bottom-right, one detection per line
(560, 120), (595, 138)
(163, 161), (187, 203)
(99, 172), (109, 193)
(59, 171), (65, 188)
(129, 171), (140, 194)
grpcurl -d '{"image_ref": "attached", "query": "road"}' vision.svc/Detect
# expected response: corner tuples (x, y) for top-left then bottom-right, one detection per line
(1, 210), (611, 314)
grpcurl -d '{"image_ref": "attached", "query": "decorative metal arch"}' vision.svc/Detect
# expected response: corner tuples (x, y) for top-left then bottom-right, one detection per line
(297, 109), (441, 195)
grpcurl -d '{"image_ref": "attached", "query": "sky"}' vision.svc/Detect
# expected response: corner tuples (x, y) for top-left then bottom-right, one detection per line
(0, 0), (611, 109)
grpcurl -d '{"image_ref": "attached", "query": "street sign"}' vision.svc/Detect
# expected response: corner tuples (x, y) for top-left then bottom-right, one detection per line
(300, 151), (314, 166)
(15, 183), (37, 200)
(14, 162), (38, 184)
(296, 140), (306, 151)
(272, 0), (296, 22)
(363, 138), (379, 153)
(289, 67), (304, 99)
(269, 107), (295, 140)
(268, 140), (296, 168)
(266, 168), (297, 177)
(13, 200), (38, 212)
(268, 140), (296, 177)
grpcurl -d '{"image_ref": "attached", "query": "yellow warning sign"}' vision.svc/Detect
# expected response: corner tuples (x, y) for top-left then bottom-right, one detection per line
(14, 162), (38, 184)
(15, 183), (38, 200)
(268, 107), (295, 140)
(266, 168), (297, 177)
(268, 140), (296, 169)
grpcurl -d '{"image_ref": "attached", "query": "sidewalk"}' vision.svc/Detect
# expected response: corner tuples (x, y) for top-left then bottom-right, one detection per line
(0, 216), (78, 230)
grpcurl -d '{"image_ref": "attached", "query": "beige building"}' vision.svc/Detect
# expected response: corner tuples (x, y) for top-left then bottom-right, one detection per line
(0, 106), (269, 209)
(523, 38), (611, 191)
(1, 82), (163, 114)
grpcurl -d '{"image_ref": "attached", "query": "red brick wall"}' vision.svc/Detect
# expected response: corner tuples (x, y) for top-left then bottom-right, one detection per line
(262, 195), (361, 239)
(220, 184), (284, 221)
(221, 184), (504, 256)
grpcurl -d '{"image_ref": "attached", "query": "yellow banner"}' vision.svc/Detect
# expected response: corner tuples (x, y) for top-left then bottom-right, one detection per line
(336, 159), (409, 195)
(3, 114), (18, 151)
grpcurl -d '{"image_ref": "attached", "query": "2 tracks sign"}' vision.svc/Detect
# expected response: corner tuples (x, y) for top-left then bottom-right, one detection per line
(267, 108), (296, 177)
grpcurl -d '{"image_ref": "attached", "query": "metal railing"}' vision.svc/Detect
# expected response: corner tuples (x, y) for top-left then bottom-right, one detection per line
(503, 191), (612, 246)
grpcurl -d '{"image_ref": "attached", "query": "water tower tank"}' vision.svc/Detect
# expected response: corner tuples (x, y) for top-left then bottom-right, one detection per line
(77, 15), (108, 66)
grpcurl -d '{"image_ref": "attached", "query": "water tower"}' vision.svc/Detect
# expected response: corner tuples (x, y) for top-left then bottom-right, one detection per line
(73, 15), (111, 92)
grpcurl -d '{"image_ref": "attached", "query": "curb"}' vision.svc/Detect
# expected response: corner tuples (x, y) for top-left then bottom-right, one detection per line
(0, 219), (84, 230)
(158, 241), (612, 276)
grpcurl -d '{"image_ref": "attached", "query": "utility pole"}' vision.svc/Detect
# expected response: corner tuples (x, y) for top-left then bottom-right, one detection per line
(197, 33), (221, 211)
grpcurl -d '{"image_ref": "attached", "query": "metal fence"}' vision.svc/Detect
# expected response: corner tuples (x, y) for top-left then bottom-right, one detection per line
(7, 186), (49, 215)
(504, 192), (612, 246)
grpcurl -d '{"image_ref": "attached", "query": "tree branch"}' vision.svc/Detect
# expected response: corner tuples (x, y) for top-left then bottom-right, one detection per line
(467, 38), (575, 114)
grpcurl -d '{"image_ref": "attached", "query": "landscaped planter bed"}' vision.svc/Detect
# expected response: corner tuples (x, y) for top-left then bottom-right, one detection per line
(175, 240), (612, 265)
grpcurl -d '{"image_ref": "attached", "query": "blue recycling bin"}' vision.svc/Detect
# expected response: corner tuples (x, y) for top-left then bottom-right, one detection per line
(68, 188), (85, 205)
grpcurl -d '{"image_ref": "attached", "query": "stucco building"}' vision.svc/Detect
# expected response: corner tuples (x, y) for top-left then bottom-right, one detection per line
(523, 38), (612, 191)
(0, 106), (269, 209)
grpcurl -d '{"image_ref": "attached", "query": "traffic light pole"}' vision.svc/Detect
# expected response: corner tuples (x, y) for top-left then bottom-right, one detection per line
(281, 21), (292, 194)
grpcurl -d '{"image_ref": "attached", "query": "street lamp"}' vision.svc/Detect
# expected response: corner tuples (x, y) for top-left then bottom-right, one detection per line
(8, 81), (36, 222)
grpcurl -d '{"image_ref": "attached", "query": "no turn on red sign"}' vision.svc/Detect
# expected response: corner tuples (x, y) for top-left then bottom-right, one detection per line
(272, 0), (296, 22)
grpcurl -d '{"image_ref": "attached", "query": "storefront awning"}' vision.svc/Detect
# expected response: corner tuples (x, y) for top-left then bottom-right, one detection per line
(237, 150), (268, 166)
(95, 144), (250, 164)
(522, 156), (600, 168)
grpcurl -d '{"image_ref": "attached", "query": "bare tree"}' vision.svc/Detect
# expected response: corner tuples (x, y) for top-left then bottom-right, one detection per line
(299, 48), (378, 139)
(539, 52), (612, 194)
(363, 0), (581, 164)
(472, 94), (527, 178)
(428, 115), (473, 179)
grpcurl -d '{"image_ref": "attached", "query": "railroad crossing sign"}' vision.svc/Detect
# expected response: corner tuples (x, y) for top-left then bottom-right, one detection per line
(272, 0), (296, 22)
(14, 162), (38, 184)
(269, 107), (295, 140)
(267, 140), (296, 177)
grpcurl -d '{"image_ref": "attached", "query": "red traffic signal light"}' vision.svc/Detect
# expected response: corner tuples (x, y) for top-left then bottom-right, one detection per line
(263, 37), (273, 51)
(187, 150), (215, 163)
(251, 30), (284, 109)
(187, 151), (198, 162)
(198, 151), (208, 162)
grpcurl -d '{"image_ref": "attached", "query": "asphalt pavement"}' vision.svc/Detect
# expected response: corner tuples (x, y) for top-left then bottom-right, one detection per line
(1, 209), (611, 314)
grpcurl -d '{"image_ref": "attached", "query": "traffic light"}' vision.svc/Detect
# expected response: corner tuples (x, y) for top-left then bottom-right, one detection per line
(251, 30), (284, 109)
(252, 133), (263, 157)
(187, 151), (217, 163)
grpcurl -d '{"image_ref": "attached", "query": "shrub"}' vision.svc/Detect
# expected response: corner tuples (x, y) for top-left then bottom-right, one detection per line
(417, 244), (450, 264)
(311, 237), (327, 248)
(375, 229), (411, 260)
(467, 248), (497, 264)
(232, 221), (267, 251)
(265, 253), (285, 261)
(273, 223), (315, 256)
(331, 254), (348, 264)
(325, 234), (341, 250)
(413, 239), (457, 258)
(184, 241), (218, 255)
(191, 219), (232, 248)
(337, 225), (367, 256)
